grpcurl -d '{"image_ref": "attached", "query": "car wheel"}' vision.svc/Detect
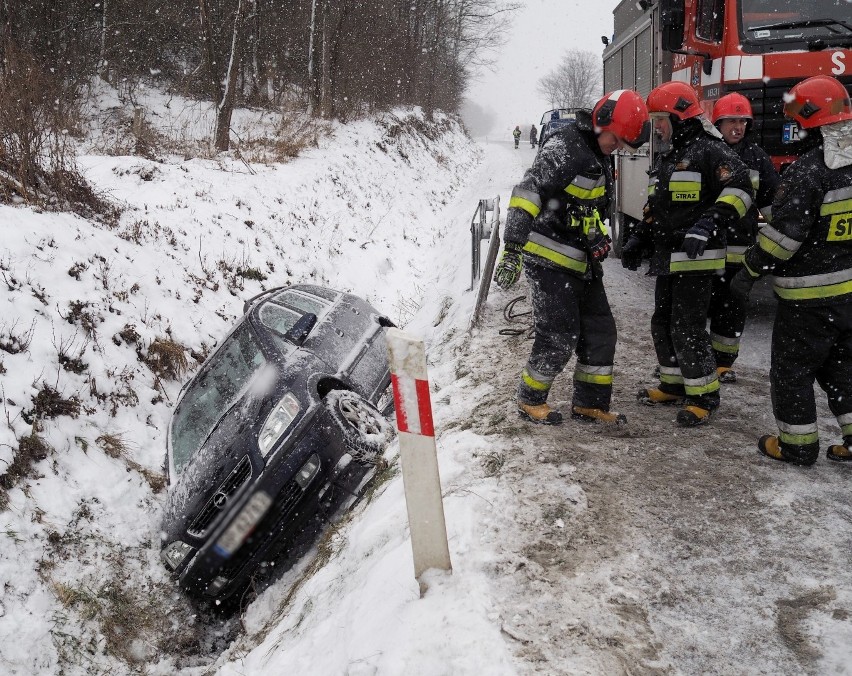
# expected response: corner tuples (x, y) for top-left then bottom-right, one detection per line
(326, 391), (394, 465)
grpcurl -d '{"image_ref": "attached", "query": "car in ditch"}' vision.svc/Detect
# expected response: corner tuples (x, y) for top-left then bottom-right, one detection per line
(160, 284), (396, 605)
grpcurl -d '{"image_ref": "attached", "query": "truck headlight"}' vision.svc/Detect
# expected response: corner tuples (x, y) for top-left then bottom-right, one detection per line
(258, 392), (301, 456)
(161, 540), (195, 571)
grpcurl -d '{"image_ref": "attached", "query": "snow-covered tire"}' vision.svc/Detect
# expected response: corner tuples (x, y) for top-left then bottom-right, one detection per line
(325, 390), (394, 465)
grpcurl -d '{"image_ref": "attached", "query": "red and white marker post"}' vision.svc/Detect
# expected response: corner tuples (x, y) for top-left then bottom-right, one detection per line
(386, 328), (452, 592)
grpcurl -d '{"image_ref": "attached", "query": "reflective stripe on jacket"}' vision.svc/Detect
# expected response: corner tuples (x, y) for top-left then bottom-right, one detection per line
(743, 144), (852, 305)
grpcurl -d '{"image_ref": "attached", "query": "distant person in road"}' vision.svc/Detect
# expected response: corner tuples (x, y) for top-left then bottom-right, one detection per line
(729, 75), (852, 465)
(494, 89), (649, 425)
(708, 93), (780, 384)
(513, 125), (521, 149)
(529, 124), (538, 148)
(622, 81), (753, 427)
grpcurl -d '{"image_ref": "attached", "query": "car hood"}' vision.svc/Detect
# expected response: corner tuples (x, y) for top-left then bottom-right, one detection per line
(162, 360), (298, 529)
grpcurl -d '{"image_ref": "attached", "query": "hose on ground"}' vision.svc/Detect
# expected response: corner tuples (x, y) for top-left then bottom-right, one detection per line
(499, 295), (535, 338)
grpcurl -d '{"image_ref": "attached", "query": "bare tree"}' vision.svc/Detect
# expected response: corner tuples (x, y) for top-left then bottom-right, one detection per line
(537, 49), (602, 110)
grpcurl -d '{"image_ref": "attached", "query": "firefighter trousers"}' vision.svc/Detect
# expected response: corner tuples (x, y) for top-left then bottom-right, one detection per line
(709, 265), (748, 368)
(771, 301), (852, 463)
(517, 262), (616, 410)
(650, 274), (720, 410)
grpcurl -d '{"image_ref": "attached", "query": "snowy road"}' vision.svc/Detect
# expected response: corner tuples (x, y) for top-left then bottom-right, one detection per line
(444, 140), (852, 674)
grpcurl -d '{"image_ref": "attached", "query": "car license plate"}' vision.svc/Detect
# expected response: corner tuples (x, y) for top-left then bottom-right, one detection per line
(782, 122), (800, 144)
(214, 490), (272, 557)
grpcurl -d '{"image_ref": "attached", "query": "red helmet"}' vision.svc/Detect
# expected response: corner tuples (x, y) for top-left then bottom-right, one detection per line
(592, 89), (650, 148)
(646, 81), (703, 121)
(712, 93), (753, 123)
(783, 75), (852, 129)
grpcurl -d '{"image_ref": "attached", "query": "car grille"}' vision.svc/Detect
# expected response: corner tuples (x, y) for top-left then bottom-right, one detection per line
(187, 456), (252, 538)
(218, 478), (304, 579)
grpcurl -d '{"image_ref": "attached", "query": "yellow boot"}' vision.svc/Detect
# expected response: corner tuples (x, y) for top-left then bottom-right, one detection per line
(518, 402), (563, 425)
(571, 406), (627, 425)
(637, 387), (684, 406)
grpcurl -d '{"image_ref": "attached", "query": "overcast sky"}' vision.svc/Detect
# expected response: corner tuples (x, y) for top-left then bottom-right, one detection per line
(464, 0), (621, 138)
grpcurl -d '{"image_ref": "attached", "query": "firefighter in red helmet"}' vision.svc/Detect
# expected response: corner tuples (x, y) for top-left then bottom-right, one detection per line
(730, 75), (852, 465)
(621, 81), (753, 427)
(707, 93), (780, 383)
(494, 89), (649, 425)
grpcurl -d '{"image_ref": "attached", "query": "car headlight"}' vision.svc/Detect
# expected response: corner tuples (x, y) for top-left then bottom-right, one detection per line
(161, 540), (195, 571)
(258, 392), (301, 456)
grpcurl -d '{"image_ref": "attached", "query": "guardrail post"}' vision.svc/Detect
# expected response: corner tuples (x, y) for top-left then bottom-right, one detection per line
(385, 328), (452, 595)
(469, 196), (501, 328)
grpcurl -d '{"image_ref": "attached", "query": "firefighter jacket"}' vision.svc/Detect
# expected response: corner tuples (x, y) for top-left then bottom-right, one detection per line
(724, 138), (780, 265)
(640, 118), (753, 275)
(742, 142), (852, 307)
(504, 110), (611, 281)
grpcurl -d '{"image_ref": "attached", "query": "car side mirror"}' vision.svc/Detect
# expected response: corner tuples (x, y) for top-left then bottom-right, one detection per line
(285, 312), (317, 345)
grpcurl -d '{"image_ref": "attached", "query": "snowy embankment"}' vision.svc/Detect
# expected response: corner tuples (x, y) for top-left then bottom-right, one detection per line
(0, 98), (513, 674)
(4, 90), (851, 676)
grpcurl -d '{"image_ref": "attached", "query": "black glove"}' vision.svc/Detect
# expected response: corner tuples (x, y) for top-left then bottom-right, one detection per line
(729, 268), (757, 304)
(494, 242), (523, 289)
(621, 236), (644, 271)
(682, 217), (715, 259)
(588, 233), (611, 262)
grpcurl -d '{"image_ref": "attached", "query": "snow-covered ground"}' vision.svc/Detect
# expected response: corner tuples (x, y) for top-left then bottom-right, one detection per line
(1, 88), (851, 675)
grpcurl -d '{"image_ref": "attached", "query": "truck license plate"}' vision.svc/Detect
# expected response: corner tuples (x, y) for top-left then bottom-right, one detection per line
(214, 490), (272, 557)
(782, 122), (800, 144)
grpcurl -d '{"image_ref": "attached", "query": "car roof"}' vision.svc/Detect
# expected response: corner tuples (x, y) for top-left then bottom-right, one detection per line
(539, 108), (583, 125)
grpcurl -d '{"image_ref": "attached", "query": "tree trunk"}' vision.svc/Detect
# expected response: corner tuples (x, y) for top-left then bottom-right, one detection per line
(198, 0), (222, 105)
(307, 0), (320, 115)
(215, 0), (248, 152)
(319, 1), (339, 119)
(98, 0), (108, 79)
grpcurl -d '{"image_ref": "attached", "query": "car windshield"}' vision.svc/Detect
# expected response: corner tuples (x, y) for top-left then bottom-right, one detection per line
(170, 323), (266, 476)
(741, 0), (852, 45)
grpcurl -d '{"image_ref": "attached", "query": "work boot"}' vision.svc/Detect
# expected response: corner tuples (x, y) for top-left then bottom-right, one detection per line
(827, 436), (852, 463)
(717, 366), (737, 383)
(518, 402), (563, 425)
(637, 387), (684, 406)
(758, 435), (817, 466)
(676, 405), (712, 427)
(571, 405), (627, 426)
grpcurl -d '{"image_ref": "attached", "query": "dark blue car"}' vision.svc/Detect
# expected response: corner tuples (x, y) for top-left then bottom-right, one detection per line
(160, 284), (395, 606)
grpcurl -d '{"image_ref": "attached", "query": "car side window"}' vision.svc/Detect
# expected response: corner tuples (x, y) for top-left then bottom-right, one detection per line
(259, 303), (301, 336)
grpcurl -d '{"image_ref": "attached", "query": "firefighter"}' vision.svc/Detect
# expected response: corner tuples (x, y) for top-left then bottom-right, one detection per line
(730, 75), (852, 465)
(708, 93), (780, 383)
(621, 81), (753, 427)
(513, 125), (521, 149)
(494, 89), (650, 425)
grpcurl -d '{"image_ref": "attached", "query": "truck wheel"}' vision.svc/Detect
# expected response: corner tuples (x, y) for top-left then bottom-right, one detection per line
(610, 211), (637, 259)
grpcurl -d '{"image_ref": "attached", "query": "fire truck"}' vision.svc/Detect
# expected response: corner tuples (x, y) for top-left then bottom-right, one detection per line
(602, 0), (852, 254)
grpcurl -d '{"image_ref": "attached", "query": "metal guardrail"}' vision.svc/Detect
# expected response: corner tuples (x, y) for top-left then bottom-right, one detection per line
(469, 196), (501, 328)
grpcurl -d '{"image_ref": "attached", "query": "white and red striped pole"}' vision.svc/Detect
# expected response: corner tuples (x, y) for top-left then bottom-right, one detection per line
(386, 328), (452, 591)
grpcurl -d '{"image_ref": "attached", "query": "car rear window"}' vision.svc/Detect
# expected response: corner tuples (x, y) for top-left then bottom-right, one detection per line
(170, 323), (266, 475)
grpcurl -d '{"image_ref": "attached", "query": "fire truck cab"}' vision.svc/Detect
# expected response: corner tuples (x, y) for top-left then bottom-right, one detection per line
(603, 0), (852, 254)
